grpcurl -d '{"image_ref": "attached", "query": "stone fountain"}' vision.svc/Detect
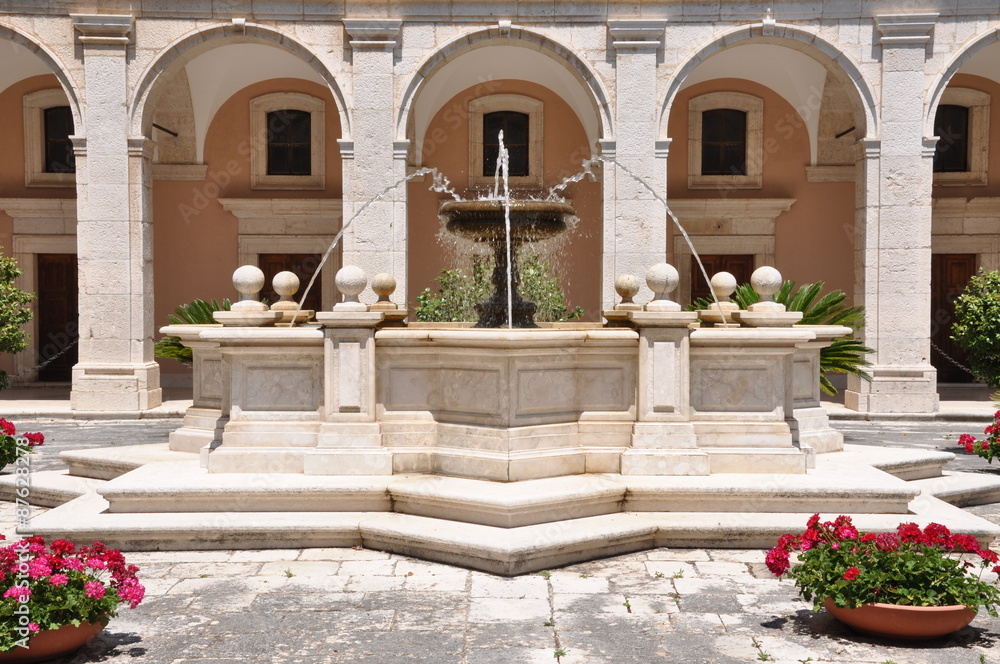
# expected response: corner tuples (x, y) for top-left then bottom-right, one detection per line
(439, 199), (574, 327)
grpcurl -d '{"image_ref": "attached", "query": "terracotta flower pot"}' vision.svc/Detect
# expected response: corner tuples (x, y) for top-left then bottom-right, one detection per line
(823, 598), (976, 640)
(0, 621), (104, 663)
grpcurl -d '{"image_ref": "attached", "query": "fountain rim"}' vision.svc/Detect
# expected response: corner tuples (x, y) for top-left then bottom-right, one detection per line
(438, 199), (575, 217)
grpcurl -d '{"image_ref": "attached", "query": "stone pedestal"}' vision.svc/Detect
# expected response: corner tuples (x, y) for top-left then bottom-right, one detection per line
(791, 325), (852, 455)
(314, 311), (392, 475)
(160, 325), (226, 455)
(621, 310), (706, 476)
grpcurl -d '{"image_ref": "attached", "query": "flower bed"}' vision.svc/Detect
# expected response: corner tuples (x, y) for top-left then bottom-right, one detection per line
(0, 420), (42, 470)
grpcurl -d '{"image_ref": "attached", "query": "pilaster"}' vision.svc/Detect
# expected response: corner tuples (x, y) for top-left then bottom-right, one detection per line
(604, 20), (668, 311)
(69, 14), (162, 412)
(846, 14), (939, 414)
(340, 19), (403, 304)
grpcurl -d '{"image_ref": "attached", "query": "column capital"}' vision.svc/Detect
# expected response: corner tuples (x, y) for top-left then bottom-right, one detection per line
(342, 18), (401, 50)
(128, 137), (156, 159)
(875, 13), (938, 45)
(608, 19), (666, 52)
(654, 139), (671, 159)
(337, 139), (355, 160)
(859, 138), (881, 159)
(392, 140), (410, 160)
(71, 13), (133, 45)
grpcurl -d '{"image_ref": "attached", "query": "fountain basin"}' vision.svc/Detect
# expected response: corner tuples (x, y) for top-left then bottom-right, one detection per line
(440, 199), (573, 242)
(438, 199), (575, 327)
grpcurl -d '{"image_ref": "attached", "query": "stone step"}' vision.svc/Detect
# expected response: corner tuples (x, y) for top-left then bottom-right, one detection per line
(25, 493), (1000, 576)
(96, 460), (918, 528)
(60, 443), (196, 480)
(819, 443), (954, 481)
(0, 470), (104, 507)
(910, 471), (1000, 507)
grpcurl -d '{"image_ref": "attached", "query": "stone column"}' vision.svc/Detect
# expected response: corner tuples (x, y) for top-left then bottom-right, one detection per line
(603, 20), (668, 311)
(69, 14), (162, 412)
(340, 19), (404, 304)
(846, 14), (939, 414)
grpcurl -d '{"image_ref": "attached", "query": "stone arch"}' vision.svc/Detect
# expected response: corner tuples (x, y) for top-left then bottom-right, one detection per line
(0, 21), (82, 128)
(396, 24), (614, 159)
(925, 25), (1000, 136)
(129, 22), (350, 141)
(658, 23), (878, 142)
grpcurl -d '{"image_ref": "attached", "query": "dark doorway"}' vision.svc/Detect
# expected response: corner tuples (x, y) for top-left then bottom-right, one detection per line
(258, 254), (323, 313)
(931, 253), (977, 383)
(36, 253), (78, 382)
(690, 254), (755, 303)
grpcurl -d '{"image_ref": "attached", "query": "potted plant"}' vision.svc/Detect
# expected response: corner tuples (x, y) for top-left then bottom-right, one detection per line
(0, 535), (146, 662)
(0, 420), (43, 470)
(766, 514), (1000, 639)
(957, 410), (1000, 463)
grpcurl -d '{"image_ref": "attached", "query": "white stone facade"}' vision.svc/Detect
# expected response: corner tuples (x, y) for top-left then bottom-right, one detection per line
(1, 2), (1000, 414)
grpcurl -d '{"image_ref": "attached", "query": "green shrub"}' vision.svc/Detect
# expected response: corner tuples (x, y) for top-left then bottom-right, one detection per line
(691, 281), (872, 396)
(952, 268), (1000, 389)
(154, 298), (231, 365)
(414, 253), (583, 323)
(0, 248), (34, 390)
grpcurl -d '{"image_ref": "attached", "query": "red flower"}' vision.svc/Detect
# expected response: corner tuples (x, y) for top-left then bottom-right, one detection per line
(0, 419), (14, 436)
(24, 432), (44, 447)
(843, 567), (861, 580)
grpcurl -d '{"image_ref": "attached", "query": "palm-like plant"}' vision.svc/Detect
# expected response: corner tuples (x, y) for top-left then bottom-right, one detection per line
(154, 298), (231, 365)
(691, 281), (872, 395)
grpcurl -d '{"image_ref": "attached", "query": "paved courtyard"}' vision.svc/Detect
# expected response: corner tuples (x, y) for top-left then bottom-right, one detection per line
(2, 418), (1000, 663)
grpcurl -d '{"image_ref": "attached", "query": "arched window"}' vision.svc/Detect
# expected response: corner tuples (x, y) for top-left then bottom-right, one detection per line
(483, 111), (529, 177)
(700, 109), (746, 176)
(266, 109), (312, 176)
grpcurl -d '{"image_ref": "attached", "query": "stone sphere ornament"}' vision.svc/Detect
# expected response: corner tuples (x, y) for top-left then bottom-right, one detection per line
(334, 265), (368, 311)
(614, 274), (641, 310)
(372, 272), (396, 300)
(272, 271), (300, 303)
(231, 265), (266, 310)
(710, 271), (738, 302)
(751, 266), (783, 302)
(645, 263), (682, 312)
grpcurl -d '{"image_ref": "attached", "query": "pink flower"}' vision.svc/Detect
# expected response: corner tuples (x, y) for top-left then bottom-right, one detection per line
(843, 567), (861, 580)
(3, 586), (30, 600)
(85, 558), (107, 570)
(83, 581), (105, 600)
(117, 579), (145, 609)
(63, 558), (84, 572)
(27, 558), (52, 579)
(27, 623), (39, 632)
(48, 574), (68, 586)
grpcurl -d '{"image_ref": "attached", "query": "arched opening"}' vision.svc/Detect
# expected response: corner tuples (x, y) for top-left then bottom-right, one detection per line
(133, 31), (347, 389)
(400, 33), (610, 321)
(925, 36), (1000, 385)
(0, 34), (81, 385)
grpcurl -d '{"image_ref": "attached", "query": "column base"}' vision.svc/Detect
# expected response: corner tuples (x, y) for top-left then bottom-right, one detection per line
(70, 362), (162, 412)
(845, 364), (939, 415)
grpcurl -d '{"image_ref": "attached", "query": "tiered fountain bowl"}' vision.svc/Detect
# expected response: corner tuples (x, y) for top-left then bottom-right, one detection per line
(439, 199), (574, 328)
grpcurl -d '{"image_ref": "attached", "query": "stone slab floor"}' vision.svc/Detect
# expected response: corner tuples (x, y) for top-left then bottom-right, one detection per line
(3, 418), (1000, 663)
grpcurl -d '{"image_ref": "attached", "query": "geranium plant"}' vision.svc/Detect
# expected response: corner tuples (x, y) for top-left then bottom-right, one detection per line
(0, 418), (43, 469)
(766, 514), (1000, 614)
(957, 410), (1000, 464)
(0, 535), (145, 652)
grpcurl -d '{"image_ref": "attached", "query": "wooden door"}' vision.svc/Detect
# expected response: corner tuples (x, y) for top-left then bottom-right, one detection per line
(690, 254), (755, 303)
(931, 253), (977, 383)
(258, 254), (323, 313)
(36, 254), (78, 382)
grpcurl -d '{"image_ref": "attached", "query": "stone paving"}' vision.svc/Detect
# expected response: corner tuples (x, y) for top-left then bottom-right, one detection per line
(2, 418), (1000, 663)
